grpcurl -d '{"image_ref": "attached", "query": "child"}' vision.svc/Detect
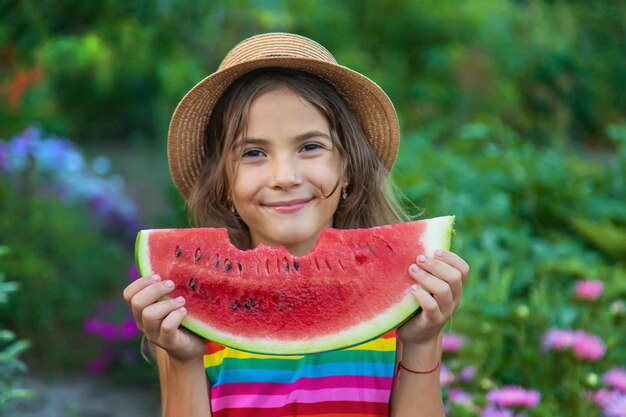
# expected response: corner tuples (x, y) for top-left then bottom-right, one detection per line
(123, 33), (469, 417)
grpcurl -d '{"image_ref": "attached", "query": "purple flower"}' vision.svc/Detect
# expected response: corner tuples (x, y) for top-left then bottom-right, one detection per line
(442, 333), (465, 353)
(98, 321), (119, 341)
(571, 331), (606, 362)
(575, 280), (604, 301)
(127, 264), (140, 281)
(604, 368), (626, 392)
(449, 388), (473, 405)
(481, 405), (514, 417)
(460, 365), (476, 382)
(87, 359), (108, 374)
(120, 319), (140, 341)
(487, 385), (540, 408)
(84, 317), (102, 335)
(602, 391), (626, 417)
(0, 141), (7, 173)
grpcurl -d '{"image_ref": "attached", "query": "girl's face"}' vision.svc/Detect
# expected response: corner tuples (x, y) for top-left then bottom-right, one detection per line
(230, 86), (344, 256)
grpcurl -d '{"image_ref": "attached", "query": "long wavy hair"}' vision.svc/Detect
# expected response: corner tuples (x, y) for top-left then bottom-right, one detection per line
(186, 68), (410, 249)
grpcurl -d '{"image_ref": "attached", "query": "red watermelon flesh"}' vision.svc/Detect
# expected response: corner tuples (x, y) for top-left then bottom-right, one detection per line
(135, 215), (454, 355)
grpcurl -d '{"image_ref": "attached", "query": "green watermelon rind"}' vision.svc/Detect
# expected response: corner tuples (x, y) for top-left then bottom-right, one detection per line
(134, 215), (455, 355)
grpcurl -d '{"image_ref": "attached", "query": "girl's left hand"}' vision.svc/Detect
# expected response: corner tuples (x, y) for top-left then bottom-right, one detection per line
(397, 249), (470, 346)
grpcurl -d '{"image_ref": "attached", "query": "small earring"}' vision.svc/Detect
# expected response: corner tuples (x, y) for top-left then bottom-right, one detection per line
(230, 204), (236, 214)
(341, 188), (348, 201)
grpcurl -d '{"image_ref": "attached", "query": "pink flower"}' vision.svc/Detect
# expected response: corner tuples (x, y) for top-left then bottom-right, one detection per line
(593, 388), (621, 406)
(571, 331), (606, 362)
(442, 333), (465, 353)
(487, 385), (541, 408)
(449, 388), (473, 405)
(575, 280), (604, 301)
(604, 368), (626, 392)
(481, 405), (514, 417)
(440, 363), (455, 386)
(542, 328), (576, 351)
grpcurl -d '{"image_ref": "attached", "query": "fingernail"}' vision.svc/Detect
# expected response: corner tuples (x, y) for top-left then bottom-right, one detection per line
(164, 280), (174, 288)
(175, 296), (184, 304)
(151, 274), (161, 282)
(410, 264), (420, 275)
(418, 255), (427, 264)
(411, 284), (420, 292)
(179, 307), (187, 314)
(435, 250), (444, 258)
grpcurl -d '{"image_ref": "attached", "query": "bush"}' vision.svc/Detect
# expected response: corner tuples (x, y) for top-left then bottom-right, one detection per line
(392, 123), (626, 416)
(0, 246), (35, 414)
(0, 127), (142, 371)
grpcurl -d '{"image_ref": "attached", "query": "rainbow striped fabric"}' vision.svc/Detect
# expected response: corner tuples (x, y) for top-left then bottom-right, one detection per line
(204, 331), (397, 417)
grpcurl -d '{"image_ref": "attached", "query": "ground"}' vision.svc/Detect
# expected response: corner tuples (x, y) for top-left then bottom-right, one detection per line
(12, 374), (161, 417)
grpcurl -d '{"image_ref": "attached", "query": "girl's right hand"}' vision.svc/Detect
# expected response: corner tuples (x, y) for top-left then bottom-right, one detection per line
(122, 274), (206, 363)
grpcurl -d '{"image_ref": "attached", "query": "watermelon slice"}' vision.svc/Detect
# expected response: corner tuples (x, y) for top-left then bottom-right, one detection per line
(135, 215), (454, 355)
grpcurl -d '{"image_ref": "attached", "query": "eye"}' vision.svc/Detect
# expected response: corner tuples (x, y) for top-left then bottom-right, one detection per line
(241, 149), (266, 158)
(300, 142), (323, 152)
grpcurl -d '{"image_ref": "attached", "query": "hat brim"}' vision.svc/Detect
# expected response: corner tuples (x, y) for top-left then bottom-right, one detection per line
(168, 57), (399, 200)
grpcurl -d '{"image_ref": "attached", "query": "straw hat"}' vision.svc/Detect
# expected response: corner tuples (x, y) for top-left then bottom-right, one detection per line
(168, 32), (399, 200)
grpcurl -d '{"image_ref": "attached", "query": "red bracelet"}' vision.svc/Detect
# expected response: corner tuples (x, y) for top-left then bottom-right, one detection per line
(394, 360), (440, 379)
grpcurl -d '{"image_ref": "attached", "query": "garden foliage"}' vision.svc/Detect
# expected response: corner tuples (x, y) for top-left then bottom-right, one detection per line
(391, 122), (626, 416)
(2, 0), (625, 148)
(1, 1), (625, 415)
(0, 128), (141, 370)
(0, 246), (34, 414)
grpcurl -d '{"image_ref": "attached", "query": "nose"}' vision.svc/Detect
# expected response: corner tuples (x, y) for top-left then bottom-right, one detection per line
(269, 154), (302, 190)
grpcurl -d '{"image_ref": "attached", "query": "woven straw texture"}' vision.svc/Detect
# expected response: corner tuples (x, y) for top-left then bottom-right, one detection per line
(168, 33), (399, 200)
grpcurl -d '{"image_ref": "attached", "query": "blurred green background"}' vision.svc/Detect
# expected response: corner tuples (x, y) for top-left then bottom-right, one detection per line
(1, 0), (625, 416)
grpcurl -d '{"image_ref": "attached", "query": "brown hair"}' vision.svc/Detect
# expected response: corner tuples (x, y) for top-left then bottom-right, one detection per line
(187, 68), (410, 249)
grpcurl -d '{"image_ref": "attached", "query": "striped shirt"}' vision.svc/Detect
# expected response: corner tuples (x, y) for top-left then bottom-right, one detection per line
(204, 331), (397, 417)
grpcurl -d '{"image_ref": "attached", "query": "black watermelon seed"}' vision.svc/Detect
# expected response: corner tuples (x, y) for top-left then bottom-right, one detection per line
(244, 299), (257, 310)
(189, 278), (197, 292)
(224, 260), (232, 272)
(293, 260), (299, 271)
(194, 248), (202, 262)
(231, 301), (240, 311)
(175, 246), (182, 258)
(283, 258), (289, 272)
(237, 262), (243, 273)
(278, 305), (284, 312)
(213, 255), (219, 268)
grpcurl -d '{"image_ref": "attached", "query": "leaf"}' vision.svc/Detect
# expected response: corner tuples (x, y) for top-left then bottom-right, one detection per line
(570, 218), (626, 259)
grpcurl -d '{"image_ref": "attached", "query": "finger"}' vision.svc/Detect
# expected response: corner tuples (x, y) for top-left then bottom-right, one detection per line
(410, 284), (441, 321)
(130, 280), (176, 328)
(158, 306), (188, 346)
(142, 296), (186, 337)
(409, 265), (455, 316)
(416, 255), (464, 303)
(433, 250), (470, 283)
(123, 274), (161, 304)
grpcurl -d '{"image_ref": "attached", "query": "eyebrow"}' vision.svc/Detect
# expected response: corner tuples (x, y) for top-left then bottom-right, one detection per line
(234, 130), (332, 148)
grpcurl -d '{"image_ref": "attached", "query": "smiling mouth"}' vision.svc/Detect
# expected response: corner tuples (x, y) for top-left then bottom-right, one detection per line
(263, 198), (313, 213)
